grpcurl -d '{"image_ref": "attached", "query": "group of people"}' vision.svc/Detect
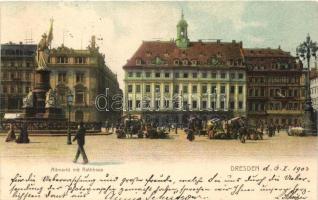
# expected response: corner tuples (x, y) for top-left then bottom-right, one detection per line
(4, 121), (88, 164)
(256, 122), (281, 137)
(5, 123), (30, 143)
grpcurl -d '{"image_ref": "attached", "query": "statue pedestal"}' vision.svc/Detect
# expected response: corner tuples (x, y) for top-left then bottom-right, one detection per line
(23, 107), (35, 118)
(35, 69), (51, 91)
(33, 69), (51, 115)
(44, 107), (64, 119)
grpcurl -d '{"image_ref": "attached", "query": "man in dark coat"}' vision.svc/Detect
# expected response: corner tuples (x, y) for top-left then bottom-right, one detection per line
(73, 122), (88, 164)
(16, 122), (30, 143)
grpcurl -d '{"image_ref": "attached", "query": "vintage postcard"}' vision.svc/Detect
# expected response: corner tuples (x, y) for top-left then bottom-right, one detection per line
(0, 1), (318, 200)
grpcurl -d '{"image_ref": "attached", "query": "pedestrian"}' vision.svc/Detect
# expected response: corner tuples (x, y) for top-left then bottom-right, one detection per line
(5, 123), (16, 142)
(260, 124), (264, 134)
(175, 124), (178, 134)
(16, 122), (30, 143)
(73, 121), (88, 164)
(105, 120), (109, 133)
(267, 124), (272, 137)
(277, 125), (281, 133)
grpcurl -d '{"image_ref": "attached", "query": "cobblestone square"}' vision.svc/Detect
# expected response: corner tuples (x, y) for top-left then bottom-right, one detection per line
(1, 131), (317, 164)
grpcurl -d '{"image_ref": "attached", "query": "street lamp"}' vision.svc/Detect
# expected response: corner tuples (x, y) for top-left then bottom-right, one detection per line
(67, 91), (73, 144)
(221, 94), (227, 111)
(156, 87), (160, 111)
(214, 88), (218, 111)
(296, 34), (318, 135)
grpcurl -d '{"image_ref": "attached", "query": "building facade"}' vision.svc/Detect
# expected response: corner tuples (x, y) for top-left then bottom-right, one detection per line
(48, 36), (121, 123)
(0, 42), (37, 118)
(123, 14), (247, 125)
(244, 48), (305, 127)
(310, 69), (318, 111)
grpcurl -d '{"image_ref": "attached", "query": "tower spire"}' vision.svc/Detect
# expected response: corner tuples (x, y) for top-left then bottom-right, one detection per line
(176, 10), (189, 48)
(181, 9), (184, 19)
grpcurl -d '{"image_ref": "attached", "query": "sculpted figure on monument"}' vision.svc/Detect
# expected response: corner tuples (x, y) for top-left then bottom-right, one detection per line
(22, 91), (33, 108)
(45, 89), (60, 108)
(36, 18), (53, 70)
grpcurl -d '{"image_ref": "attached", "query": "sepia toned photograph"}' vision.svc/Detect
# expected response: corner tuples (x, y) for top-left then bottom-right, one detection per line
(0, 1), (317, 199)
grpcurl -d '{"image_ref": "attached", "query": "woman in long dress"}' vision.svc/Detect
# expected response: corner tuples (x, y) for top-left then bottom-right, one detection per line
(5, 123), (16, 142)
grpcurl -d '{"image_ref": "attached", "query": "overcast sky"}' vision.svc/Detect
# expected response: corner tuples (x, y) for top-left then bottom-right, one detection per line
(1, 1), (318, 89)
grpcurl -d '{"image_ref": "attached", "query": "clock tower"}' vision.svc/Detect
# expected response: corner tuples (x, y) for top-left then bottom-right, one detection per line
(176, 11), (189, 48)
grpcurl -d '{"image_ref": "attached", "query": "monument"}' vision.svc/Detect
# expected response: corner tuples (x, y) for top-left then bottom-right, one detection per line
(22, 19), (64, 120)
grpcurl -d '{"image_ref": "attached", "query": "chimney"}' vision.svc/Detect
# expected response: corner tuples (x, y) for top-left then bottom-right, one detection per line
(232, 40), (236, 43)
(217, 39), (221, 44)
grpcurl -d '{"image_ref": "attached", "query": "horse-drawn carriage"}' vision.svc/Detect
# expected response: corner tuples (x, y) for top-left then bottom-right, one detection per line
(144, 123), (169, 139)
(185, 116), (205, 141)
(206, 117), (263, 143)
(206, 118), (224, 139)
(116, 115), (169, 139)
(116, 115), (144, 139)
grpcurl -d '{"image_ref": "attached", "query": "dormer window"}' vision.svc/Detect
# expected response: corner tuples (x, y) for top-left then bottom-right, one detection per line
(136, 59), (142, 65)
(174, 59), (180, 65)
(164, 53), (169, 57)
(191, 60), (197, 66)
(146, 52), (152, 57)
(57, 56), (68, 64)
(75, 57), (86, 64)
(154, 57), (164, 65)
(182, 59), (188, 65)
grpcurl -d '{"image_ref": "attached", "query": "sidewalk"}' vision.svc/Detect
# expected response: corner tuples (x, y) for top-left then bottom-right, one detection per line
(0, 131), (113, 137)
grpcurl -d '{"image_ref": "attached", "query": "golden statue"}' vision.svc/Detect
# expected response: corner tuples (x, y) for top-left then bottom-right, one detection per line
(36, 18), (53, 70)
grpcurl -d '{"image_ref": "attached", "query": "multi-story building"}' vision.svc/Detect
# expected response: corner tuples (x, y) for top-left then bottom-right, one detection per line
(48, 36), (121, 123)
(244, 48), (305, 127)
(0, 42), (37, 118)
(123, 14), (247, 125)
(310, 69), (318, 111)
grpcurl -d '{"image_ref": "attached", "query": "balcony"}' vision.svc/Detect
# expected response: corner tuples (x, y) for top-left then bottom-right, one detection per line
(266, 109), (303, 115)
(247, 111), (267, 115)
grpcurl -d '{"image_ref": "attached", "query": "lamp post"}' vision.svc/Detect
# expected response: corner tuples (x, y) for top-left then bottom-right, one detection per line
(67, 91), (73, 144)
(156, 87), (160, 111)
(214, 88), (217, 111)
(296, 34), (318, 135)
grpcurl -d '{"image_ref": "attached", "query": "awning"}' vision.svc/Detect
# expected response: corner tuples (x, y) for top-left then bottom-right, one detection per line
(4, 113), (23, 119)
